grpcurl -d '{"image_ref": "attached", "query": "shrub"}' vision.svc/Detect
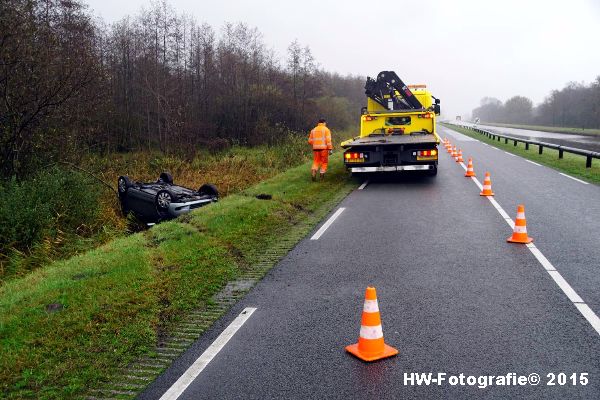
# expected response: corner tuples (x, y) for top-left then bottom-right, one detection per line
(0, 167), (102, 272)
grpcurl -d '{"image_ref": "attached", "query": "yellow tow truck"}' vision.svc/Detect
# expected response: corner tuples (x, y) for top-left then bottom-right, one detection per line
(341, 71), (441, 176)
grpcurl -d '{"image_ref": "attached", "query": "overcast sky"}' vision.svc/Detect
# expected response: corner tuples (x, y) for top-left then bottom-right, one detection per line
(86, 0), (600, 118)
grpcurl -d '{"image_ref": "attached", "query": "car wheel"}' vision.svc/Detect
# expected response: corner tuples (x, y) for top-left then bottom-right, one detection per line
(198, 183), (219, 199)
(154, 190), (173, 218)
(117, 175), (133, 199)
(159, 172), (173, 184)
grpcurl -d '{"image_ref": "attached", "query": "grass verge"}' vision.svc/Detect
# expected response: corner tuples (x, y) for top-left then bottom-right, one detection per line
(477, 122), (600, 136)
(442, 123), (600, 185)
(0, 156), (356, 399)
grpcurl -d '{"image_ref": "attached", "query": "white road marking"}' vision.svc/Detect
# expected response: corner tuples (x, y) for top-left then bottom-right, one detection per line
(466, 175), (599, 336)
(481, 142), (489, 146)
(575, 304), (600, 335)
(526, 160), (541, 166)
(526, 244), (556, 271)
(358, 180), (369, 190)
(559, 173), (589, 185)
(310, 208), (345, 240)
(471, 176), (483, 191)
(490, 146), (501, 151)
(547, 271), (584, 303)
(504, 151), (517, 157)
(159, 308), (257, 400)
(459, 162), (467, 171)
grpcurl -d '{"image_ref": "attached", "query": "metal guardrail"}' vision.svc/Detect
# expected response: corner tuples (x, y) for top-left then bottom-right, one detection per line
(446, 123), (600, 168)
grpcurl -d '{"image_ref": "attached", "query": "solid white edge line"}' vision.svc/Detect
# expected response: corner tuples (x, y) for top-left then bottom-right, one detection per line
(559, 172), (589, 185)
(547, 271), (584, 303)
(471, 176), (483, 191)
(159, 307), (257, 400)
(575, 304), (600, 335)
(310, 207), (345, 240)
(504, 151), (517, 157)
(526, 244), (556, 271)
(526, 160), (542, 166)
(358, 180), (369, 190)
(459, 162), (467, 171)
(465, 170), (600, 336)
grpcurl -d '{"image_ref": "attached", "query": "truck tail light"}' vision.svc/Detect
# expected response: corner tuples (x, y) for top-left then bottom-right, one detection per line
(418, 113), (433, 119)
(345, 152), (369, 160)
(417, 150), (437, 157)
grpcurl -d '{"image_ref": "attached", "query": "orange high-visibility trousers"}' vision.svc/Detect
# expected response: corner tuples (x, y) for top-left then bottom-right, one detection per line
(312, 150), (329, 173)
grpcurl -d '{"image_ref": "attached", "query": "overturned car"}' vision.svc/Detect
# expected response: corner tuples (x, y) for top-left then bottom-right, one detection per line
(117, 172), (218, 223)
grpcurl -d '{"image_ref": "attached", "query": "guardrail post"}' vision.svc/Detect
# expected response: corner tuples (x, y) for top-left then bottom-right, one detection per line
(525, 143), (529, 150)
(504, 138), (508, 144)
(514, 140), (517, 146)
(539, 145), (543, 154)
(586, 156), (592, 168)
(559, 149), (563, 159)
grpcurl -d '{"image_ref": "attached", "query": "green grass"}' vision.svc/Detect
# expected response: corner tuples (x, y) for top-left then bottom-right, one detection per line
(478, 122), (600, 136)
(442, 123), (600, 185)
(0, 156), (355, 399)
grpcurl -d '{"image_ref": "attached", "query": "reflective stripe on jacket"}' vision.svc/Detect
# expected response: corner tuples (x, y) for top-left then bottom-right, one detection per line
(308, 123), (333, 150)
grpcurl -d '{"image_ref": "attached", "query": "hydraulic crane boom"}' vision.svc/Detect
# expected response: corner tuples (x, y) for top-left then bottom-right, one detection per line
(364, 71), (424, 111)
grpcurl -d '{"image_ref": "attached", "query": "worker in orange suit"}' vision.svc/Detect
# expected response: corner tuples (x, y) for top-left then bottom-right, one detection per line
(308, 118), (333, 181)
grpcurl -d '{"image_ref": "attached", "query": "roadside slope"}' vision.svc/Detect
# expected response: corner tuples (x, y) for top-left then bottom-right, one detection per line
(0, 157), (355, 399)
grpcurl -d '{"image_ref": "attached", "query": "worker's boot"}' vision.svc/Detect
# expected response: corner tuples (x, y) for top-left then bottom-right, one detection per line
(311, 170), (317, 182)
(320, 172), (325, 181)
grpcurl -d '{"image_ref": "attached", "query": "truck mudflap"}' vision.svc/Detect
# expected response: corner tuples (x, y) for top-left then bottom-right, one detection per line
(349, 164), (435, 173)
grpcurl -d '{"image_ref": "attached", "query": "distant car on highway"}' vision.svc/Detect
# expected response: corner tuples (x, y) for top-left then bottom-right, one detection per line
(117, 172), (218, 223)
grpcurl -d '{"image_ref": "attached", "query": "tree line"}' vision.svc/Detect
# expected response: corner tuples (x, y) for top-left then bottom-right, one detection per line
(472, 77), (600, 128)
(0, 0), (365, 179)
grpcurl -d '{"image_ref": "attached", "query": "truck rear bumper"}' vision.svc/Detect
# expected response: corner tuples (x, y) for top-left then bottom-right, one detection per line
(349, 164), (435, 173)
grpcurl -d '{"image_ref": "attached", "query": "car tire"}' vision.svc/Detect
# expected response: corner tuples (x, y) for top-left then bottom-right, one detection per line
(155, 189), (174, 219)
(118, 176), (133, 198)
(159, 172), (173, 184)
(198, 183), (219, 199)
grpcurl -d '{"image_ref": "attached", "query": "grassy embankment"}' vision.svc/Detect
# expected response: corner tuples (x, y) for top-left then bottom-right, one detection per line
(1, 133), (316, 282)
(0, 154), (356, 399)
(442, 123), (600, 184)
(478, 122), (600, 136)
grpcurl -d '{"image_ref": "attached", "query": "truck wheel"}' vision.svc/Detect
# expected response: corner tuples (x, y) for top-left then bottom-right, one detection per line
(427, 167), (438, 176)
(198, 183), (219, 199)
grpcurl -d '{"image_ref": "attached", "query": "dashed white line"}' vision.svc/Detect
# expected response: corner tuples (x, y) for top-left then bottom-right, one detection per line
(504, 151), (517, 157)
(468, 175), (600, 336)
(310, 208), (345, 240)
(526, 160), (541, 166)
(159, 307), (257, 400)
(358, 180), (369, 190)
(481, 142), (489, 147)
(559, 173), (589, 185)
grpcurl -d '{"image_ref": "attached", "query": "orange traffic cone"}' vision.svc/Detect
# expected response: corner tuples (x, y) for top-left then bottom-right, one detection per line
(446, 143), (452, 153)
(346, 286), (398, 362)
(507, 204), (533, 244)
(465, 158), (476, 177)
(479, 172), (494, 196)
(451, 146), (458, 157)
(455, 149), (464, 163)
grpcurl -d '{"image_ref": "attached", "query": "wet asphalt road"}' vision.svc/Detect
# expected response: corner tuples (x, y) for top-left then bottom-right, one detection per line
(464, 123), (600, 153)
(140, 124), (600, 399)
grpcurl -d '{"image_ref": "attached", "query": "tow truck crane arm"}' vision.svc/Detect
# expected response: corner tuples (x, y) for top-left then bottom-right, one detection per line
(364, 70), (424, 111)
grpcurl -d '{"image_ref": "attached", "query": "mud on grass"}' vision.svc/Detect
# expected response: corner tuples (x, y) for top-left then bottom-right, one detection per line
(0, 157), (355, 399)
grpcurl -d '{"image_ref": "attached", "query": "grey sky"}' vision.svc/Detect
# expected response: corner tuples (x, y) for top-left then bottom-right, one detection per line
(86, 0), (600, 119)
